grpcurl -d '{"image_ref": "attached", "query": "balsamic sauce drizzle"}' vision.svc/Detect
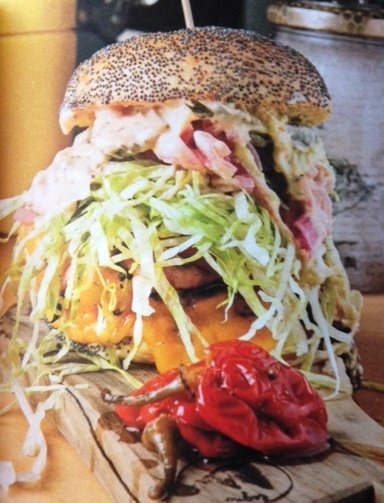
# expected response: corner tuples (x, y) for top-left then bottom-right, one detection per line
(173, 452), (294, 502)
(99, 410), (295, 501)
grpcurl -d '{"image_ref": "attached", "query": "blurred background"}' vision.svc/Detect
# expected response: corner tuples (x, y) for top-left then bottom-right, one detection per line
(76, 0), (274, 63)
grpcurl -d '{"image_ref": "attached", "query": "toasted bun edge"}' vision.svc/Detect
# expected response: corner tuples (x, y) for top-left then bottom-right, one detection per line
(60, 27), (331, 133)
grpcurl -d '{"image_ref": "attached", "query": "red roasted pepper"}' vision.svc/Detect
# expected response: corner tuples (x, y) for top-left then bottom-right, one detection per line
(108, 341), (328, 458)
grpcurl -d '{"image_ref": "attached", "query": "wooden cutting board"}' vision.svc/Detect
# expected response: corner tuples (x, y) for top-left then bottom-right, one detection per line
(49, 367), (384, 503)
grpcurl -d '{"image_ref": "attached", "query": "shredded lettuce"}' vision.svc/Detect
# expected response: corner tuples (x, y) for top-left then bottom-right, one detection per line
(0, 195), (23, 221)
(1, 126), (360, 407)
(1, 157), (352, 382)
(0, 377), (62, 496)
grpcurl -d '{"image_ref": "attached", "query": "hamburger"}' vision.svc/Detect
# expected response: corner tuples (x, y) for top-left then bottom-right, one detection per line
(0, 27), (361, 389)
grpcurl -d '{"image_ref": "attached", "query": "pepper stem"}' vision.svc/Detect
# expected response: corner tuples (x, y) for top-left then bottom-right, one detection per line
(101, 374), (185, 407)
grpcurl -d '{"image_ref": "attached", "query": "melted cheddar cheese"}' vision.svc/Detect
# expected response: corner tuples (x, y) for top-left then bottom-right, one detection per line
(53, 268), (274, 372)
(143, 292), (274, 373)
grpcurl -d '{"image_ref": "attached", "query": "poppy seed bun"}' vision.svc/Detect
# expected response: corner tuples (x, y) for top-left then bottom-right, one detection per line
(59, 26), (331, 134)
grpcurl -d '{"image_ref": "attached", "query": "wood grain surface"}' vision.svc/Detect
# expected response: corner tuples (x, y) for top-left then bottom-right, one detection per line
(49, 369), (384, 503)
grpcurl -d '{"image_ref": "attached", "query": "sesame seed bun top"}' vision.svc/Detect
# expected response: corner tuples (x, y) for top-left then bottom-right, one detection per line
(59, 26), (331, 134)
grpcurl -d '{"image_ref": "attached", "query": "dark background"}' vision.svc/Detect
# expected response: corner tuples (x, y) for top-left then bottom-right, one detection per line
(76, 0), (274, 63)
(76, 0), (384, 63)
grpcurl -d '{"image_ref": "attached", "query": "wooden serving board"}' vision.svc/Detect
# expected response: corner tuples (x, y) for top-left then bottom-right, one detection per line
(50, 368), (384, 503)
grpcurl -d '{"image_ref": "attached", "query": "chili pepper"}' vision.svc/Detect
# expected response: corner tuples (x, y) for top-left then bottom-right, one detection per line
(102, 341), (328, 497)
(141, 413), (179, 500)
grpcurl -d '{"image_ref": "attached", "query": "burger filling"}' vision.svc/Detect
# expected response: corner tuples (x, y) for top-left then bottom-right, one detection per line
(0, 100), (361, 388)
